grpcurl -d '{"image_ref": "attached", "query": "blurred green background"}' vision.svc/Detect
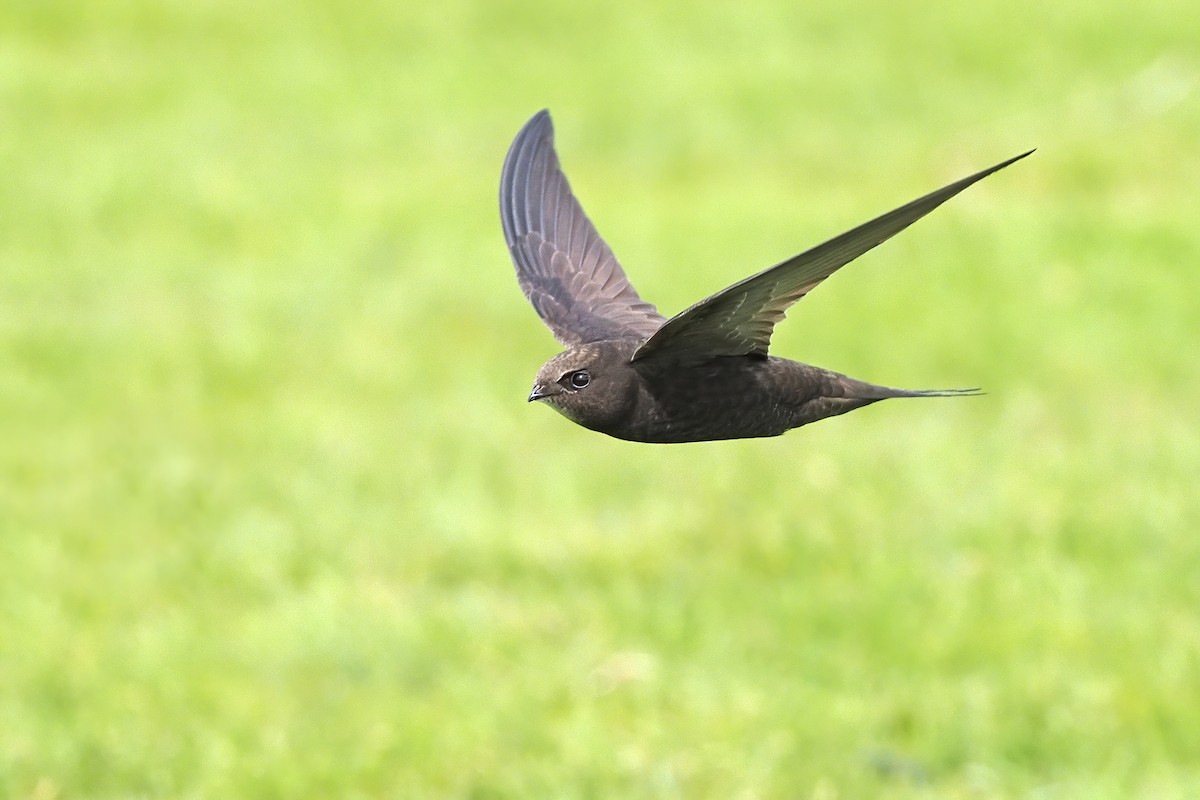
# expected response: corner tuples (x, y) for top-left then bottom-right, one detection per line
(2, 0), (1198, 797)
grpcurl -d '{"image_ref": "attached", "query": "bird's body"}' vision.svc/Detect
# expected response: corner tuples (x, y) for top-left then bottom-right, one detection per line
(531, 340), (976, 443)
(538, 340), (814, 443)
(501, 110), (1029, 444)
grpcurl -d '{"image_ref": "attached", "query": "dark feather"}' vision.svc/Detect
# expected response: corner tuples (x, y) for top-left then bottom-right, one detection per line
(500, 110), (666, 345)
(631, 150), (1034, 363)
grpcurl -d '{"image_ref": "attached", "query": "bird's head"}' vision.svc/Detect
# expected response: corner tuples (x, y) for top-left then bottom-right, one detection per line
(527, 342), (638, 431)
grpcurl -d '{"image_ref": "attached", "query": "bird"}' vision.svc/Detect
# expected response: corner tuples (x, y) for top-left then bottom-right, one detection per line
(500, 110), (1031, 444)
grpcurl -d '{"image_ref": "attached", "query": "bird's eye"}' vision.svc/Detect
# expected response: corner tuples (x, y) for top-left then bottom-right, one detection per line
(568, 369), (590, 389)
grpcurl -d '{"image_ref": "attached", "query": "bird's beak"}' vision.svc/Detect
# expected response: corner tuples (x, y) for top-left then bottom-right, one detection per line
(528, 383), (555, 402)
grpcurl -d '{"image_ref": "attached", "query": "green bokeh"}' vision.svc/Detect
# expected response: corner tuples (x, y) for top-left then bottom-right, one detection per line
(2, 0), (1198, 797)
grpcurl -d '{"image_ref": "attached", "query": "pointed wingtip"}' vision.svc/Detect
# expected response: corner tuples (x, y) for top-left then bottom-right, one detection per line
(994, 148), (1036, 171)
(976, 148), (1035, 180)
(527, 108), (553, 133)
(1011, 147), (1036, 161)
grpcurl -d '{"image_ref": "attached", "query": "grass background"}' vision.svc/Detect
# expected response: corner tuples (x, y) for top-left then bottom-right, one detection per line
(2, 0), (1198, 797)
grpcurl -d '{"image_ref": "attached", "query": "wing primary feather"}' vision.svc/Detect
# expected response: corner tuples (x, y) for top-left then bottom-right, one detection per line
(632, 149), (1034, 362)
(499, 110), (667, 345)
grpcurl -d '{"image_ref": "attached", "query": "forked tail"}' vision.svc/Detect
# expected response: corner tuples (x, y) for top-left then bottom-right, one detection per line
(841, 377), (983, 400)
(791, 370), (982, 428)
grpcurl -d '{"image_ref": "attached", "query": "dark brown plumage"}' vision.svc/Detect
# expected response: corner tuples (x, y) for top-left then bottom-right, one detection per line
(501, 110), (1030, 443)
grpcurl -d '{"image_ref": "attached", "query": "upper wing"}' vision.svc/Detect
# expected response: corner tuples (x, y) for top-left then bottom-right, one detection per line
(500, 110), (666, 346)
(631, 150), (1034, 363)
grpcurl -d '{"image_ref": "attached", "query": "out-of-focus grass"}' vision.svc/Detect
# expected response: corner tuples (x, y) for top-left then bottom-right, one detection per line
(2, 0), (1198, 797)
